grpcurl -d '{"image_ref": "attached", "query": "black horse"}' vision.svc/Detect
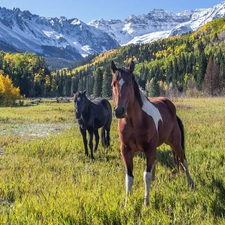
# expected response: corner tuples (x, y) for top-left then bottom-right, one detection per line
(73, 90), (112, 158)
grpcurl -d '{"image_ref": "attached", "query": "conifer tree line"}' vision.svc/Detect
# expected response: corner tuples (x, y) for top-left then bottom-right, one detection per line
(1, 18), (225, 98)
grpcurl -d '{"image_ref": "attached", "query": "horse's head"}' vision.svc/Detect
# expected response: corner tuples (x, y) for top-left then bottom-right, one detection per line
(110, 60), (135, 118)
(73, 90), (87, 120)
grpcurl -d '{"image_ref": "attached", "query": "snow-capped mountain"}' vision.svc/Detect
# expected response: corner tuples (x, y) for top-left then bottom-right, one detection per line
(89, 1), (225, 45)
(0, 2), (225, 61)
(0, 7), (119, 60)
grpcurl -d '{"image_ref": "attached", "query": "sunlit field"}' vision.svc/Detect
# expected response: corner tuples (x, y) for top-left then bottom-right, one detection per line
(0, 98), (225, 225)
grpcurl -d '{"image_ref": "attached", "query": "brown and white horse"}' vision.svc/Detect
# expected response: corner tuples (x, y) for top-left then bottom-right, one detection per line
(110, 60), (194, 206)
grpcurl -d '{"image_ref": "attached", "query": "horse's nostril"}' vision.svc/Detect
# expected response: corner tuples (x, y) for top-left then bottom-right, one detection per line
(114, 106), (125, 118)
(121, 107), (125, 114)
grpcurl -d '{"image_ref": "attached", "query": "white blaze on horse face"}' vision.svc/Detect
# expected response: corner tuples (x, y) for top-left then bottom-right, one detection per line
(119, 78), (125, 89)
(140, 92), (162, 131)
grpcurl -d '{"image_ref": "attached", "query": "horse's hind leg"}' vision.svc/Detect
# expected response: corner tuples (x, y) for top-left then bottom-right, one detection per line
(180, 157), (194, 189)
(168, 118), (194, 189)
(169, 140), (194, 189)
(105, 126), (111, 147)
(101, 128), (106, 147)
(93, 129), (99, 152)
(102, 122), (111, 147)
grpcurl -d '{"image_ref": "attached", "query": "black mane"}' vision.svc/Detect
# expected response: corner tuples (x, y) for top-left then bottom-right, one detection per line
(132, 74), (143, 108)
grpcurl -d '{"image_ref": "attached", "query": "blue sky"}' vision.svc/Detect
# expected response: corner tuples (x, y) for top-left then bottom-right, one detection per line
(0, 0), (223, 23)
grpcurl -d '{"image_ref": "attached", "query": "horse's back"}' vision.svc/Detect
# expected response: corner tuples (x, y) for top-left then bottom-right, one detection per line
(92, 97), (112, 126)
(149, 97), (177, 119)
(147, 97), (180, 146)
(92, 98), (112, 113)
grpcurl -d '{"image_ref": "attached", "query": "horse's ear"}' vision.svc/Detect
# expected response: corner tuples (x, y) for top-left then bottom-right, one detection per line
(110, 61), (117, 73)
(128, 61), (135, 73)
(83, 90), (86, 95)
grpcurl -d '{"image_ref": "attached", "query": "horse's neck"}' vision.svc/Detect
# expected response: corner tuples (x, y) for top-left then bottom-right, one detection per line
(82, 99), (91, 117)
(127, 96), (143, 121)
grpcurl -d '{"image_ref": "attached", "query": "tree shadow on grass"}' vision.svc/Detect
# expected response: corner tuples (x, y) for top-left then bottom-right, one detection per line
(210, 176), (225, 219)
(156, 149), (176, 170)
(135, 148), (177, 170)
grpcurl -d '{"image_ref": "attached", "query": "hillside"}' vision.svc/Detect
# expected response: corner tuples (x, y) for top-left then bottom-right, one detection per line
(70, 17), (225, 97)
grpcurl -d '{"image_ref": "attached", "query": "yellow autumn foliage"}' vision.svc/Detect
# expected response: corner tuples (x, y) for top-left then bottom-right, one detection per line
(0, 74), (21, 106)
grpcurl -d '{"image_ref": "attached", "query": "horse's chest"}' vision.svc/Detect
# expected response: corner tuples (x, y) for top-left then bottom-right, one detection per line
(119, 124), (154, 151)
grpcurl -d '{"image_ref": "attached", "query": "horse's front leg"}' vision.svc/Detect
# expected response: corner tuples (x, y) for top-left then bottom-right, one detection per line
(88, 129), (94, 159)
(121, 145), (134, 204)
(80, 127), (88, 156)
(144, 147), (157, 206)
(93, 129), (99, 152)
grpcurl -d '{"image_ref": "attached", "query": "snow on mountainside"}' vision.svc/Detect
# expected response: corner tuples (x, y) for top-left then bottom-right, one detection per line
(89, 2), (225, 45)
(0, 2), (225, 61)
(0, 7), (119, 60)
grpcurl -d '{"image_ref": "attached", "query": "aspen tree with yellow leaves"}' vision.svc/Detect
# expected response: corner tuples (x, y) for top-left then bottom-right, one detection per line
(0, 74), (21, 106)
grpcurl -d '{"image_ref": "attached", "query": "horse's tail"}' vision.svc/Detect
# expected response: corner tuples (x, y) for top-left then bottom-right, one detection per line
(176, 116), (186, 158)
(101, 119), (111, 147)
(101, 100), (112, 147)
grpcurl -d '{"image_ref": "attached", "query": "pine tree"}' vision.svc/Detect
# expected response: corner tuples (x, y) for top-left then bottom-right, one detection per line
(166, 61), (173, 83)
(149, 78), (160, 97)
(93, 68), (103, 97)
(204, 56), (220, 96)
(78, 71), (84, 92)
(71, 76), (78, 94)
(85, 74), (94, 96)
(197, 49), (207, 90)
(219, 54), (225, 93)
(102, 66), (112, 98)
(172, 57), (178, 88)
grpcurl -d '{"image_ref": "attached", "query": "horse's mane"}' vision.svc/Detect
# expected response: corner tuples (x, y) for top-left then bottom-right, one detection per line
(132, 74), (143, 108)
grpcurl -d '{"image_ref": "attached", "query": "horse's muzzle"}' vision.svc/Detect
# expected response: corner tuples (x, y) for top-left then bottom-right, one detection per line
(114, 106), (126, 118)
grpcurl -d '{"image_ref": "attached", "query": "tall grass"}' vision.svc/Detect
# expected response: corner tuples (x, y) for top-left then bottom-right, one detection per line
(0, 98), (225, 224)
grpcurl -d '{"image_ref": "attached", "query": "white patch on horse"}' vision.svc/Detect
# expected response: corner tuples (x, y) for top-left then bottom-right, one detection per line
(119, 78), (124, 89)
(143, 171), (152, 206)
(140, 92), (162, 131)
(77, 97), (81, 101)
(126, 174), (133, 194)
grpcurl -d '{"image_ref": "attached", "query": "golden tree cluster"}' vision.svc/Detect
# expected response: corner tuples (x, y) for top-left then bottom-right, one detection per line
(0, 73), (21, 106)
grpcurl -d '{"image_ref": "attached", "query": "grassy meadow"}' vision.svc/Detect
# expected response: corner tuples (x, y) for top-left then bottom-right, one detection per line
(0, 98), (225, 225)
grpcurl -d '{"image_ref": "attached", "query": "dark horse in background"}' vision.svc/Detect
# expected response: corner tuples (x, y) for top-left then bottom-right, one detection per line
(110, 60), (194, 206)
(73, 90), (112, 158)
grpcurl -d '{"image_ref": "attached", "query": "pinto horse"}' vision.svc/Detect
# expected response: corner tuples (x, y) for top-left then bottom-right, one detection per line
(73, 90), (112, 158)
(110, 61), (194, 206)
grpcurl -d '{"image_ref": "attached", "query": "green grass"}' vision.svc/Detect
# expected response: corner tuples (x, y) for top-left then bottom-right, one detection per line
(0, 98), (225, 224)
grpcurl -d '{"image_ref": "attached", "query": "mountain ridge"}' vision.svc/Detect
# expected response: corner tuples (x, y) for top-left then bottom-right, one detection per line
(89, 2), (225, 45)
(0, 2), (225, 64)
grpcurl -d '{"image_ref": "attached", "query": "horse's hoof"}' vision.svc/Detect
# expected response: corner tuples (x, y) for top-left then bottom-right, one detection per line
(189, 180), (195, 190)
